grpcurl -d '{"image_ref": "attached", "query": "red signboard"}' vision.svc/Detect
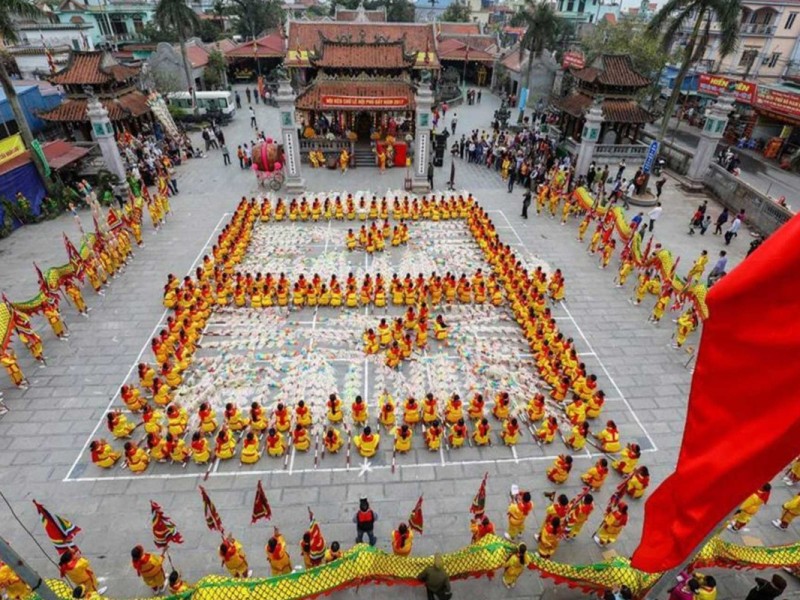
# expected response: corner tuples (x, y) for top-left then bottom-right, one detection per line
(320, 95), (408, 108)
(562, 51), (585, 70)
(697, 74), (756, 104)
(755, 86), (800, 119)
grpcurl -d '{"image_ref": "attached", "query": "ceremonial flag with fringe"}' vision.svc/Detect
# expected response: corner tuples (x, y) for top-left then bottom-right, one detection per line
(63, 234), (85, 281)
(33, 500), (80, 555)
(408, 496), (424, 534)
(631, 214), (800, 573)
(251, 480), (272, 524)
(199, 486), (224, 534)
(470, 473), (488, 516)
(150, 501), (183, 549)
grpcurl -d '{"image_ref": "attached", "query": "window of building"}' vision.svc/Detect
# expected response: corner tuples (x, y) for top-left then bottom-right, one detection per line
(559, 0), (564, 10)
(739, 47), (759, 67)
(769, 52), (781, 68)
(786, 11), (797, 28)
(72, 39), (80, 50)
(578, 0), (585, 12)
(567, 0), (574, 11)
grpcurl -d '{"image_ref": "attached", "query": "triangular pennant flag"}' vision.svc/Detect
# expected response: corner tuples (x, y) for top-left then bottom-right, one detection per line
(199, 486), (224, 535)
(307, 508), (325, 562)
(251, 480), (272, 524)
(470, 473), (488, 516)
(63, 234), (85, 281)
(150, 500), (184, 549)
(33, 500), (80, 555)
(408, 496), (424, 534)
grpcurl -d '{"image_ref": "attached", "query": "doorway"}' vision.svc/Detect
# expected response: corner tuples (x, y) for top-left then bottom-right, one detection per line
(356, 112), (373, 141)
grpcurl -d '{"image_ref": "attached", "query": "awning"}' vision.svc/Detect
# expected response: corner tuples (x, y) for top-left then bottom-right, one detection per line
(0, 139), (92, 176)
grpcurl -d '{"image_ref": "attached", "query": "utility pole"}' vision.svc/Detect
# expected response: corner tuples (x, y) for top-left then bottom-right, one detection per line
(0, 538), (60, 600)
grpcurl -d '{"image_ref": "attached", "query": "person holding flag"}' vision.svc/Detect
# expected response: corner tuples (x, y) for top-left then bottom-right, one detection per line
(219, 536), (250, 578)
(391, 523), (414, 556)
(593, 501), (629, 546)
(505, 490), (533, 540)
(59, 550), (100, 593)
(564, 492), (595, 540)
(266, 528), (292, 575)
(728, 483), (771, 532)
(130, 545), (166, 593)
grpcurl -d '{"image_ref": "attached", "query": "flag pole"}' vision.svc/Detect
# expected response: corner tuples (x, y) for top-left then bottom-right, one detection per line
(0, 538), (60, 600)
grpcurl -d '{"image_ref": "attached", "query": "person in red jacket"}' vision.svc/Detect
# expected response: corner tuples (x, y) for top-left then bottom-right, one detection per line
(353, 497), (378, 546)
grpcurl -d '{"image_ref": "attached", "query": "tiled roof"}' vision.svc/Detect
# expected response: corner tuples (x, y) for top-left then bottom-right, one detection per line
(437, 38), (495, 63)
(0, 139), (90, 176)
(603, 13), (616, 24)
(554, 92), (653, 123)
(312, 40), (413, 68)
(436, 22), (481, 37)
(225, 34), (285, 58)
(296, 76), (415, 110)
(39, 90), (151, 122)
(50, 50), (139, 85)
(287, 21), (436, 56)
(571, 54), (650, 88)
(500, 46), (526, 73)
(185, 44), (210, 68)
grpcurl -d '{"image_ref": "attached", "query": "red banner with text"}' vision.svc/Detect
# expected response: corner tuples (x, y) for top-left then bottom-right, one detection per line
(320, 95), (409, 109)
(755, 86), (800, 119)
(697, 74), (756, 104)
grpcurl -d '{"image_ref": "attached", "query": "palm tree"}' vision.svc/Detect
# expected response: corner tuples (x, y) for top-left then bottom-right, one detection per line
(648, 0), (742, 141)
(155, 0), (200, 112)
(0, 0), (53, 191)
(510, 0), (563, 119)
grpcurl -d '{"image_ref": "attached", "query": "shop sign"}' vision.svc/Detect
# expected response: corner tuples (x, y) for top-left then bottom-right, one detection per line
(755, 86), (800, 119)
(0, 134), (26, 166)
(320, 95), (409, 108)
(562, 51), (585, 70)
(697, 74), (756, 104)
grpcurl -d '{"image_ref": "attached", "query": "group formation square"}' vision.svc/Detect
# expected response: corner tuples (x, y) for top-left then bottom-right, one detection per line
(65, 191), (656, 482)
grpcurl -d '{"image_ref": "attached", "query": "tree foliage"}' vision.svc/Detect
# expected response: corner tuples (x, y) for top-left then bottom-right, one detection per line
(141, 21), (178, 43)
(155, 0), (200, 40)
(647, 0), (741, 139)
(229, 0), (284, 38)
(511, 0), (565, 60)
(582, 16), (671, 79)
(441, 0), (471, 22)
(327, 0), (414, 21)
(197, 19), (222, 43)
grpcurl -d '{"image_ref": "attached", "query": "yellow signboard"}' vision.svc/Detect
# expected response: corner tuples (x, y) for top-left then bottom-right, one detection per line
(0, 134), (26, 166)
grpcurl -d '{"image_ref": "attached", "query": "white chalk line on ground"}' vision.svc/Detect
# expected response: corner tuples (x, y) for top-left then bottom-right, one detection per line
(65, 446), (659, 482)
(63, 213), (232, 482)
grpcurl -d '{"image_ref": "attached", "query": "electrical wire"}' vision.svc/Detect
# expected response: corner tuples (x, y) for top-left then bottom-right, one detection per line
(0, 489), (60, 569)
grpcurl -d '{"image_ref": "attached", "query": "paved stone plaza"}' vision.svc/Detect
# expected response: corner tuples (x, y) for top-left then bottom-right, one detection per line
(0, 89), (795, 599)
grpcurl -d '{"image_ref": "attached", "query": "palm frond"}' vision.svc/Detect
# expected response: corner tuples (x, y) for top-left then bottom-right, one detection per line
(712, 0), (742, 57)
(691, 12), (712, 62)
(0, 0), (42, 43)
(647, 0), (692, 35)
(659, 5), (697, 52)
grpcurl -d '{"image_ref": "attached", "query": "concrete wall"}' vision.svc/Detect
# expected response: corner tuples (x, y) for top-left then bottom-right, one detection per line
(703, 163), (793, 235)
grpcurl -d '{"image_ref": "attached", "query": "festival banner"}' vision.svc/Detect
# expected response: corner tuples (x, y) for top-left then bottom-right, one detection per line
(697, 74), (756, 104)
(754, 86), (800, 119)
(562, 51), (586, 70)
(320, 95), (409, 109)
(0, 134), (26, 166)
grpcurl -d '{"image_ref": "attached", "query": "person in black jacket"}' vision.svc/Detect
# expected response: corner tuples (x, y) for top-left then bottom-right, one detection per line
(353, 497), (378, 546)
(745, 575), (787, 600)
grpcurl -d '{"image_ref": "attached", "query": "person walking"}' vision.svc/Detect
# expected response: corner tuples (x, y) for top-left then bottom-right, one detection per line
(477, 89), (482, 103)
(245, 87), (251, 103)
(221, 144), (231, 166)
(417, 554), (452, 600)
(451, 113), (458, 135)
(459, 135), (465, 159)
(725, 210), (744, 245)
(714, 207), (730, 235)
(707, 250), (727, 286)
(354, 497), (378, 546)
(427, 162), (434, 190)
(249, 106), (257, 129)
(521, 189), (531, 219)
(655, 176), (667, 199)
(647, 202), (662, 232)
(507, 165), (517, 193)
(234, 91), (241, 109)
(745, 575), (787, 600)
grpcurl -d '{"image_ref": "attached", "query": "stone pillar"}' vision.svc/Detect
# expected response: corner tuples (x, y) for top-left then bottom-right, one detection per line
(86, 91), (130, 202)
(276, 79), (306, 194)
(686, 93), (734, 187)
(412, 83), (434, 193)
(574, 102), (603, 179)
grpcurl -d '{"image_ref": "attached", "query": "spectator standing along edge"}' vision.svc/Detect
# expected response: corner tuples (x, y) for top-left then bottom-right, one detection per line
(221, 144), (231, 166)
(249, 106), (257, 129)
(745, 575), (787, 600)
(707, 250), (727, 285)
(647, 202), (662, 232)
(417, 554), (452, 600)
(725, 210), (745, 245)
(521, 189), (532, 219)
(655, 176), (666, 199)
(354, 497), (378, 546)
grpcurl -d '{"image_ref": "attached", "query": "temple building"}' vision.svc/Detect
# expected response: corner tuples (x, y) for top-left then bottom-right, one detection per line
(288, 19), (438, 153)
(40, 49), (152, 140)
(553, 53), (653, 143)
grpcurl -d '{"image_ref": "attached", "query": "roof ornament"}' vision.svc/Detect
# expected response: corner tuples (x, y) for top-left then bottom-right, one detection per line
(355, 0), (368, 22)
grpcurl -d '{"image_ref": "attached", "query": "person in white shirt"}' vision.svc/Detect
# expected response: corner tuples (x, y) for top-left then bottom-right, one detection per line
(648, 202), (663, 232)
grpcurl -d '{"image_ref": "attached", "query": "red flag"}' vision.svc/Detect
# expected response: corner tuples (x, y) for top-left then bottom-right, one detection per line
(150, 501), (184, 549)
(63, 234), (85, 281)
(408, 496), (424, 534)
(107, 208), (123, 231)
(307, 508), (325, 563)
(470, 473), (488, 516)
(33, 500), (81, 555)
(199, 486), (225, 535)
(251, 480), (272, 524)
(631, 214), (800, 573)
